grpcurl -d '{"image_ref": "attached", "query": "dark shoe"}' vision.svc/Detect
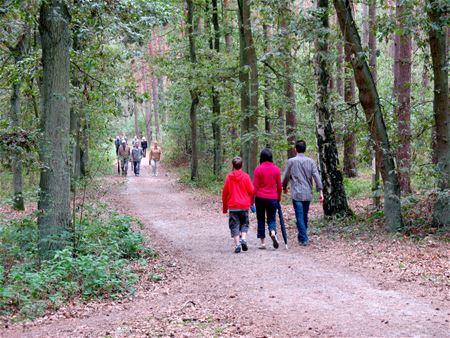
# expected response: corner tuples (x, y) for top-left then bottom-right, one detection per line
(298, 241), (309, 246)
(234, 245), (241, 253)
(241, 239), (248, 251)
(270, 231), (279, 249)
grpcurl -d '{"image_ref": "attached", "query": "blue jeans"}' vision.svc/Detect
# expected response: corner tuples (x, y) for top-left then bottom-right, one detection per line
(292, 200), (310, 243)
(255, 196), (278, 238)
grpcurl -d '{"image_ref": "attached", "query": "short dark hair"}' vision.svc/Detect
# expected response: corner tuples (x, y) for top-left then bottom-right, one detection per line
(295, 140), (306, 153)
(232, 156), (243, 170)
(260, 148), (273, 164)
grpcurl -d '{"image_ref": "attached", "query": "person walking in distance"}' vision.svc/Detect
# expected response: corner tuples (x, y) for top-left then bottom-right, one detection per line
(222, 157), (255, 253)
(114, 136), (120, 155)
(253, 148), (282, 250)
(141, 137), (148, 158)
(131, 142), (144, 176)
(150, 142), (162, 177)
(117, 139), (131, 177)
(282, 140), (324, 246)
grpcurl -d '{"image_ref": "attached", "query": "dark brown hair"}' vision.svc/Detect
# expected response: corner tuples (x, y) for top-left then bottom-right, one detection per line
(232, 156), (243, 170)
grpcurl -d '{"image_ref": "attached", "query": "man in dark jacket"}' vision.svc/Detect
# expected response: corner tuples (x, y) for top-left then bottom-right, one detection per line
(141, 137), (148, 158)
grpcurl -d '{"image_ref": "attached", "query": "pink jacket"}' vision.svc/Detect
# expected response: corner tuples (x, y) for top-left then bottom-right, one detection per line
(253, 162), (282, 201)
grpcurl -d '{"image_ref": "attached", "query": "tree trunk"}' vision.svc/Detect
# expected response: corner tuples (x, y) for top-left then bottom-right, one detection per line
(186, 0), (199, 180)
(8, 32), (29, 211)
(428, 0), (449, 227)
(151, 76), (160, 141)
(145, 99), (153, 142)
(315, 0), (352, 217)
(223, 0), (232, 52)
(133, 100), (141, 138)
(263, 24), (272, 147)
(10, 82), (25, 211)
(279, 4), (297, 159)
(368, 0), (381, 208)
(211, 0), (222, 176)
(38, 0), (72, 256)
(334, 0), (403, 231)
(343, 17), (358, 178)
(237, 0), (258, 177)
(394, 0), (413, 193)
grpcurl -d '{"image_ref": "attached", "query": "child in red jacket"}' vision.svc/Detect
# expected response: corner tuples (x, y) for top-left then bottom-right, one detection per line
(222, 156), (255, 253)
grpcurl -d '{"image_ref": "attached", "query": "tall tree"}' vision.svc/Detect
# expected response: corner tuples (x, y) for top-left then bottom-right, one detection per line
(211, 0), (222, 176)
(334, 0), (403, 231)
(427, 0), (449, 227)
(8, 31), (28, 211)
(342, 0), (357, 178)
(262, 23), (272, 145)
(223, 0), (233, 52)
(237, 0), (258, 176)
(38, 0), (72, 256)
(394, 0), (413, 193)
(315, 0), (352, 217)
(279, 1), (298, 159)
(367, 0), (381, 208)
(186, 0), (199, 180)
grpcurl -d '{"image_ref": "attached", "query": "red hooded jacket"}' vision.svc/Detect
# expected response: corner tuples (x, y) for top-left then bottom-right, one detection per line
(222, 169), (255, 213)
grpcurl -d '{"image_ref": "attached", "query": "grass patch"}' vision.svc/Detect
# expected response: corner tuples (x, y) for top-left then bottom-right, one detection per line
(0, 203), (156, 320)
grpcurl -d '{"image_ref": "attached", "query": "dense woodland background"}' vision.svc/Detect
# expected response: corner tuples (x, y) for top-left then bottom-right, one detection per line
(0, 1), (448, 257)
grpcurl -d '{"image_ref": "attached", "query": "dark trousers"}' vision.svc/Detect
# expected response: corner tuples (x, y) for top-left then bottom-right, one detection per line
(255, 196), (278, 239)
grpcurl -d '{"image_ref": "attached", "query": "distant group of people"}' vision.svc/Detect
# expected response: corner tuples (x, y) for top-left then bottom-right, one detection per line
(114, 135), (162, 177)
(222, 140), (323, 253)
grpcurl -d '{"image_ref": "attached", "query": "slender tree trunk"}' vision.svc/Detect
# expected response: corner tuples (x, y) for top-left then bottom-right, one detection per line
(428, 0), (449, 227)
(343, 9), (358, 178)
(8, 32), (29, 211)
(151, 76), (160, 141)
(395, 0), (413, 193)
(223, 0), (232, 52)
(237, 0), (258, 177)
(334, 0), (403, 231)
(315, 0), (352, 217)
(38, 0), (72, 256)
(133, 101), (141, 138)
(209, 0), (222, 176)
(10, 82), (25, 210)
(263, 24), (272, 146)
(368, 0), (381, 208)
(186, 0), (199, 180)
(279, 4), (297, 159)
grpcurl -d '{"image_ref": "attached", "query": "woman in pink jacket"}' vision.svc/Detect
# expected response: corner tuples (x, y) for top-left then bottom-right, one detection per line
(253, 148), (282, 249)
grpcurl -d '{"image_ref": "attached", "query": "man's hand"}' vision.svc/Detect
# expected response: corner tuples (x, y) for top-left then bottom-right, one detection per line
(319, 191), (324, 204)
(283, 188), (289, 194)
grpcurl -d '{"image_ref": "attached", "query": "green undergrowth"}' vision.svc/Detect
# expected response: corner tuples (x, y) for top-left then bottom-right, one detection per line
(0, 203), (157, 320)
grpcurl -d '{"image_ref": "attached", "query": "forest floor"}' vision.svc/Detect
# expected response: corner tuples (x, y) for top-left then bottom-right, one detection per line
(2, 160), (449, 337)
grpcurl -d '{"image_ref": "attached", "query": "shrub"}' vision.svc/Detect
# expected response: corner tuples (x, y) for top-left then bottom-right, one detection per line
(0, 205), (153, 320)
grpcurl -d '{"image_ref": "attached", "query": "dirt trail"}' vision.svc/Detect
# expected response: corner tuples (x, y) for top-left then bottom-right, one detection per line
(4, 161), (449, 337)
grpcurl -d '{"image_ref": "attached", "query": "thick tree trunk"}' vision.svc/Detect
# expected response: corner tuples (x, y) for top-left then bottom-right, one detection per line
(186, 0), (199, 180)
(237, 0), (259, 177)
(211, 0), (222, 176)
(394, 0), (412, 193)
(315, 0), (352, 217)
(38, 0), (72, 256)
(428, 0), (449, 227)
(10, 82), (25, 210)
(334, 0), (403, 231)
(145, 99), (153, 142)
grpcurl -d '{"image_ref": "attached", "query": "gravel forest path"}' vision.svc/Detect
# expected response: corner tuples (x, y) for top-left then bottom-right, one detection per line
(4, 160), (449, 337)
